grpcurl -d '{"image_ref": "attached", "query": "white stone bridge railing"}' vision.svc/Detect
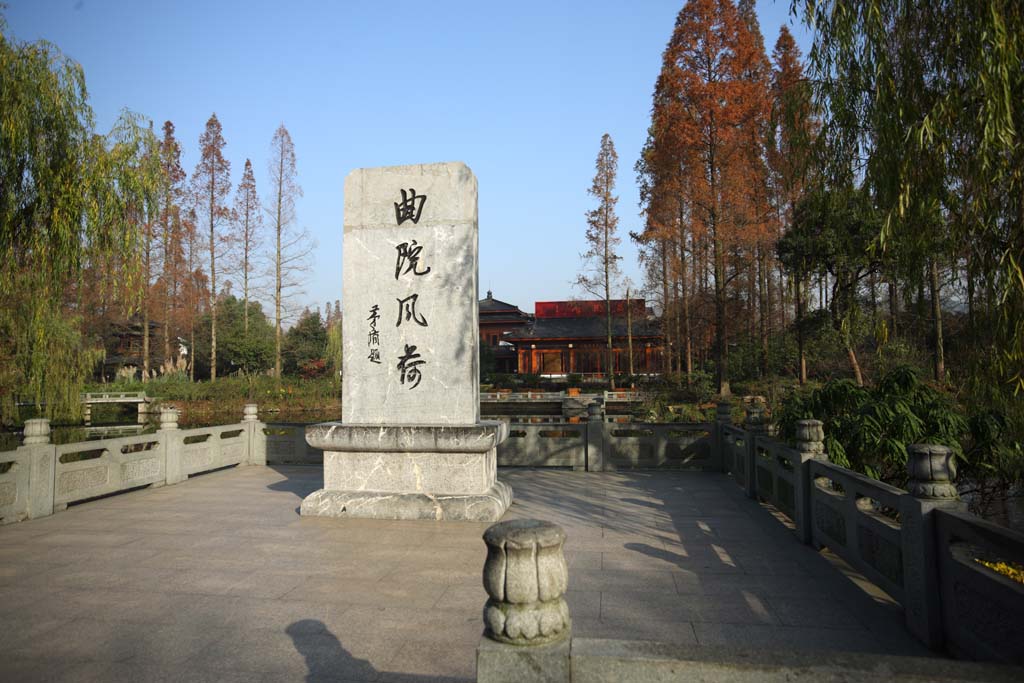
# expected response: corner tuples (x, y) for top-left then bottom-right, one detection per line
(1, 400), (1021, 663)
(0, 405), (266, 523)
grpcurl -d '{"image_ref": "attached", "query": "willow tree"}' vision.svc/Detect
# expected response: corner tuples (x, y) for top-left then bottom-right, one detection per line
(576, 133), (621, 388)
(0, 19), (159, 421)
(794, 0), (1023, 388)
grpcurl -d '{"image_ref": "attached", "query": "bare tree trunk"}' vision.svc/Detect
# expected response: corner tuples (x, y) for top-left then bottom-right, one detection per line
(929, 257), (945, 382)
(713, 236), (729, 396)
(660, 241), (671, 375)
(626, 286), (634, 379)
(684, 241), (693, 382)
(966, 250), (975, 341)
(162, 211), (172, 366)
(142, 216), (150, 382)
(209, 178), (217, 381)
(757, 245), (768, 376)
(605, 229), (614, 389)
(796, 274), (807, 384)
(889, 278), (898, 337)
(846, 342), (864, 386)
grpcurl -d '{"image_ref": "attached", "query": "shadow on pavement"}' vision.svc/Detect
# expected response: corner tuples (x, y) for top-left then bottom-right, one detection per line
(286, 619), (471, 683)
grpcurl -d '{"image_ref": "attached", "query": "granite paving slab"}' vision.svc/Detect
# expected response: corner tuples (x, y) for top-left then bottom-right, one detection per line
(0, 464), (934, 682)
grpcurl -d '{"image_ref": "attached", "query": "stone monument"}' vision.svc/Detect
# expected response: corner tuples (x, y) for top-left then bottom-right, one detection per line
(301, 161), (512, 521)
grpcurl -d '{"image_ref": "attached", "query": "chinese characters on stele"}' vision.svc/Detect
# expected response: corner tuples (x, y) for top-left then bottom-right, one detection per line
(367, 188), (431, 389)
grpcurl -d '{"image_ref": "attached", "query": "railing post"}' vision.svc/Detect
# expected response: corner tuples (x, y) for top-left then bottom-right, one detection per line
(476, 519), (571, 682)
(793, 419), (826, 545)
(18, 418), (55, 519)
(714, 400), (732, 474)
(585, 398), (605, 472)
(745, 401), (770, 497)
(159, 407), (184, 485)
(741, 402), (761, 499)
(243, 403), (266, 466)
(899, 443), (965, 650)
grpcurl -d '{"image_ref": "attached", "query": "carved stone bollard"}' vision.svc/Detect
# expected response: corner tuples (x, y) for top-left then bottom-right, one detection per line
(158, 407), (180, 431)
(906, 444), (959, 500)
(744, 400), (768, 436)
(242, 404), (259, 422)
(482, 519), (570, 646)
(22, 418), (51, 445)
(715, 400), (732, 425)
(795, 419), (824, 458)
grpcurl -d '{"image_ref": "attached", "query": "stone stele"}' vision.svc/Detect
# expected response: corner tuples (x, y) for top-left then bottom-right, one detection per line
(301, 161), (512, 522)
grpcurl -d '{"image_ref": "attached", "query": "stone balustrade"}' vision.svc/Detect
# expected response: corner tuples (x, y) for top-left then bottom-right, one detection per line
(2, 397), (1021, 665)
(0, 405), (266, 523)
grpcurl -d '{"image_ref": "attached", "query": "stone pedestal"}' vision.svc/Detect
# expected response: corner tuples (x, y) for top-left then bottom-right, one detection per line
(301, 161), (511, 522)
(301, 422), (512, 521)
(477, 519), (572, 683)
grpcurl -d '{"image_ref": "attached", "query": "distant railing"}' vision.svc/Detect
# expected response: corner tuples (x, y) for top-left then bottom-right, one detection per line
(480, 391), (566, 401)
(80, 391), (150, 403)
(498, 422), (587, 469)
(600, 422), (714, 470)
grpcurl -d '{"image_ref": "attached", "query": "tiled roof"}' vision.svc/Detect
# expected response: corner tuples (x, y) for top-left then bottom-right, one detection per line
(505, 316), (661, 341)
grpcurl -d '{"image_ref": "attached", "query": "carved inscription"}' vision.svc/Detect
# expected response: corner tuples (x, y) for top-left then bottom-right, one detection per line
(814, 500), (847, 546)
(0, 481), (16, 507)
(59, 466), (108, 494)
(123, 457), (161, 482)
(857, 525), (904, 587)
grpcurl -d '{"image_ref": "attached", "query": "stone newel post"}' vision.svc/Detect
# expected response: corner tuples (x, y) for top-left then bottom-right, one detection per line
(743, 401), (768, 436)
(18, 418), (55, 519)
(906, 444), (958, 500)
(482, 519), (571, 645)
(159, 407), (180, 431)
(159, 407), (185, 486)
(794, 419), (827, 544)
(899, 442), (965, 650)
(23, 419), (51, 445)
(585, 398), (605, 472)
(477, 519), (572, 682)
(242, 403), (266, 467)
(714, 399), (732, 475)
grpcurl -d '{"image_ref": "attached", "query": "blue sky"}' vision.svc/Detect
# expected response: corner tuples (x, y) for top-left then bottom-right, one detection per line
(7, 0), (810, 321)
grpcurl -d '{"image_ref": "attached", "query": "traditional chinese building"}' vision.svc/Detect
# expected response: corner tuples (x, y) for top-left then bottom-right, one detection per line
(506, 299), (663, 377)
(479, 291), (531, 373)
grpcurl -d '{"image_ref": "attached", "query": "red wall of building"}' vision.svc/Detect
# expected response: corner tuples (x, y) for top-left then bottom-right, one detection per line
(535, 299), (645, 319)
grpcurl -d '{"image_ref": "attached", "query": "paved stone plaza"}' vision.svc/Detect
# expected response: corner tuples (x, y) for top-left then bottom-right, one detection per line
(0, 465), (933, 682)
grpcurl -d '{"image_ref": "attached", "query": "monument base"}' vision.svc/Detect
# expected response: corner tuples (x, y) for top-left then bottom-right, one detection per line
(300, 421), (513, 522)
(300, 479), (513, 522)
